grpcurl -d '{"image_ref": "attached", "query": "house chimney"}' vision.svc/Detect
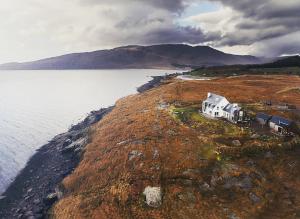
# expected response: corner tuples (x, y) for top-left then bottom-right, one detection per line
(207, 92), (211, 98)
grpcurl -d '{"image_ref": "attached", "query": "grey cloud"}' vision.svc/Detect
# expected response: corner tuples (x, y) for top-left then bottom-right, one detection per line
(78, 0), (204, 43)
(80, 0), (186, 13)
(96, 23), (209, 46)
(115, 17), (165, 29)
(217, 25), (294, 46)
(144, 0), (186, 13)
(236, 17), (300, 30)
(90, 1), (208, 46)
(254, 31), (300, 56)
(140, 26), (208, 45)
(204, 0), (300, 55)
(214, 0), (300, 34)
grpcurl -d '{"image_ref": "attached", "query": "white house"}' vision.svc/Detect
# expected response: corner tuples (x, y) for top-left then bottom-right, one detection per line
(202, 93), (230, 118)
(202, 92), (245, 123)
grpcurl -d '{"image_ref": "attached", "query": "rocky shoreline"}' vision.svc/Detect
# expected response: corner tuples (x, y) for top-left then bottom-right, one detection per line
(0, 73), (177, 219)
(0, 107), (113, 219)
(136, 73), (181, 93)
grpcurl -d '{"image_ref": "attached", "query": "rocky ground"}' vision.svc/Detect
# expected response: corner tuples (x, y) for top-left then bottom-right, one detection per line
(0, 107), (113, 219)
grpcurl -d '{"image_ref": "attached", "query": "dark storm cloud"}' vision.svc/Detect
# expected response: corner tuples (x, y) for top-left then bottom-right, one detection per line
(79, 0), (208, 45)
(113, 18), (211, 45)
(140, 26), (217, 45)
(112, 8), (220, 45)
(219, 0), (300, 19)
(144, 0), (186, 13)
(211, 0), (300, 44)
(80, 0), (187, 13)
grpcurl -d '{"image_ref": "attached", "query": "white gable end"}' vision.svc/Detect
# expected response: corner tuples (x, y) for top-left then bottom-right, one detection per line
(202, 93), (229, 117)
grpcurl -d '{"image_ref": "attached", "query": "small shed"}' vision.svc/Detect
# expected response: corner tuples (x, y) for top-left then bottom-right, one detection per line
(256, 113), (272, 125)
(269, 116), (294, 135)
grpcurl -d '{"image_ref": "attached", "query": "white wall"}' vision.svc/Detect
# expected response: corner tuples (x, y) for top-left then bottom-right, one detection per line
(202, 97), (229, 118)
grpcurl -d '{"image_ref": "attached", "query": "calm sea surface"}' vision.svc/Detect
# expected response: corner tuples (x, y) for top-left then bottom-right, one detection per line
(0, 69), (178, 194)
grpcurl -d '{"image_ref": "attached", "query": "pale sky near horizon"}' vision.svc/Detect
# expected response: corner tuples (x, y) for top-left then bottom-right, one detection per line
(0, 0), (299, 63)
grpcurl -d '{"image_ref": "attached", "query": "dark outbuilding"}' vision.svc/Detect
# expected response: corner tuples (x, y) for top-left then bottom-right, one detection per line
(269, 116), (295, 135)
(256, 113), (272, 125)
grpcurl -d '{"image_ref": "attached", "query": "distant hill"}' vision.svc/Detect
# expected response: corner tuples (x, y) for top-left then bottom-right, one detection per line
(0, 44), (263, 70)
(259, 55), (300, 68)
(190, 55), (300, 77)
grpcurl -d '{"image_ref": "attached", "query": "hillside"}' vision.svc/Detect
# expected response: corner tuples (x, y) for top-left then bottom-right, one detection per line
(0, 44), (262, 70)
(52, 75), (300, 219)
(190, 55), (300, 77)
(259, 55), (300, 68)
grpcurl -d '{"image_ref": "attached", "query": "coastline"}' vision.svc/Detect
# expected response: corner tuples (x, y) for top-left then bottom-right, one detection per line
(0, 107), (113, 219)
(0, 73), (178, 219)
(136, 72), (181, 93)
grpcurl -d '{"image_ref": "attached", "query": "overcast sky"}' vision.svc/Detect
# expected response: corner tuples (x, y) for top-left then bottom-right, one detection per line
(0, 0), (299, 63)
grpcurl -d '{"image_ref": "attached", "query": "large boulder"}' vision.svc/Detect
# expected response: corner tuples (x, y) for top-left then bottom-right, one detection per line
(232, 140), (242, 147)
(249, 192), (261, 204)
(143, 186), (162, 208)
(44, 192), (58, 205)
(61, 137), (87, 154)
(128, 150), (143, 161)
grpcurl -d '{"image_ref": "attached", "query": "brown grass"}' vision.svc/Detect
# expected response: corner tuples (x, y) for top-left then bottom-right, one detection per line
(53, 75), (300, 219)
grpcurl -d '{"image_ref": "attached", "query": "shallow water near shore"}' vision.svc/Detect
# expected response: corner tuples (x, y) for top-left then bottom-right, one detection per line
(0, 69), (178, 194)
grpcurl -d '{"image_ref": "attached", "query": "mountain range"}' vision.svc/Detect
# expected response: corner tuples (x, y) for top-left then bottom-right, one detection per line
(0, 44), (265, 70)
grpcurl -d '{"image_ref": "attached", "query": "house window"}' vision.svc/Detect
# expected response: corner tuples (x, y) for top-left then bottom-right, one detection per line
(215, 112), (219, 116)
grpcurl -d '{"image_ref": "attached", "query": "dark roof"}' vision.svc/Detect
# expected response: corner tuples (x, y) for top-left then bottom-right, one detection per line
(269, 116), (292, 127)
(223, 103), (241, 113)
(223, 104), (231, 113)
(256, 113), (272, 121)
